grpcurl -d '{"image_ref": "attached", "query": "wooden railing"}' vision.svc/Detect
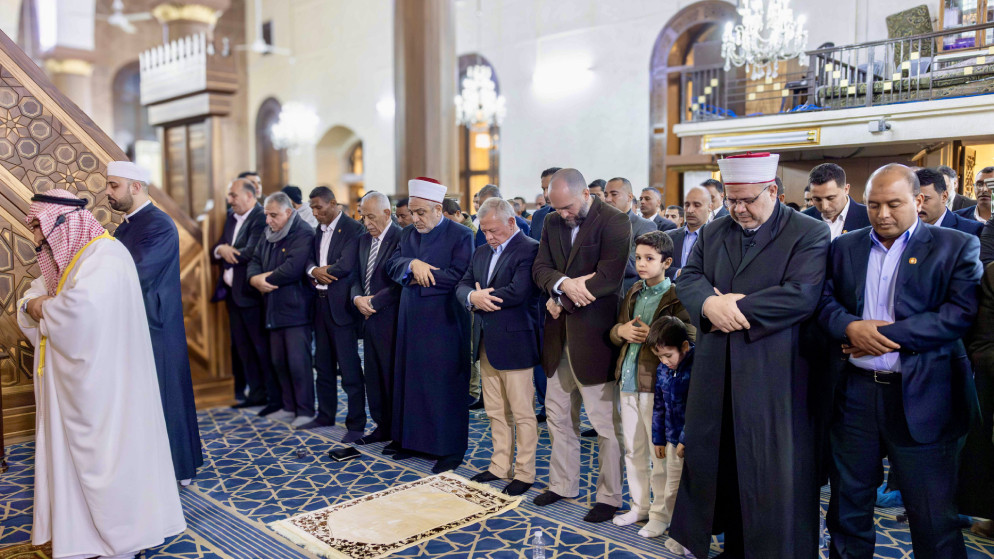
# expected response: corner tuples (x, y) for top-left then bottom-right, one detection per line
(682, 21), (994, 122)
(139, 33), (236, 105)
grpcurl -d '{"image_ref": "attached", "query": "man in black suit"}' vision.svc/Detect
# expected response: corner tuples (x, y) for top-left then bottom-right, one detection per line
(473, 184), (529, 246)
(351, 191), (403, 446)
(819, 164), (981, 559)
(457, 198), (541, 496)
(212, 178), (281, 414)
(938, 165), (977, 212)
(665, 185), (712, 279)
(957, 166), (994, 223)
(802, 162), (870, 240)
(703, 178), (729, 219)
(531, 168), (630, 523)
(299, 186), (365, 438)
(917, 167), (983, 236)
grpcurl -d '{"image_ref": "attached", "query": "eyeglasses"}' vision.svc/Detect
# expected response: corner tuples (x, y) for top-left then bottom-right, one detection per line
(723, 189), (769, 208)
(976, 180), (994, 191)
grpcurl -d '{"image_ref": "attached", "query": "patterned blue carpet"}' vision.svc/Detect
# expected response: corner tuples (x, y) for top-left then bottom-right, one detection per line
(3, 381), (994, 558)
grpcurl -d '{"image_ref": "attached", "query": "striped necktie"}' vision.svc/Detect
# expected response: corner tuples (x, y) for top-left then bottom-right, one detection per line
(364, 236), (380, 295)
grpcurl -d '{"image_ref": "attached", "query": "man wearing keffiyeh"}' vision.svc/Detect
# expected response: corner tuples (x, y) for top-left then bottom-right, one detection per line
(17, 189), (185, 559)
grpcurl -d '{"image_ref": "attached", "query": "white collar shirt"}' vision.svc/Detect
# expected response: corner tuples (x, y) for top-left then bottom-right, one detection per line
(310, 211), (343, 289)
(823, 197), (851, 240)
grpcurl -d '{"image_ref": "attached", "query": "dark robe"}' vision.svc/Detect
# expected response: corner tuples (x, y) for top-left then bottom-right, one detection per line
(385, 217), (473, 457)
(671, 204), (829, 559)
(960, 262), (994, 518)
(114, 203), (203, 480)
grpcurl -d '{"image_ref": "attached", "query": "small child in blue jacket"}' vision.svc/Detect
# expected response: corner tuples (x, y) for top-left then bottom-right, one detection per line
(648, 316), (694, 552)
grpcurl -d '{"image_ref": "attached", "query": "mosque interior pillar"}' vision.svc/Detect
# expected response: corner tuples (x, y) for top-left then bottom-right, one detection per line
(42, 49), (95, 117)
(394, 0), (458, 196)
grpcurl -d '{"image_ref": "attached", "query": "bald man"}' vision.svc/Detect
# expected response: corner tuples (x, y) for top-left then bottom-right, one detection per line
(605, 177), (658, 292)
(532, 168), (631, 523)
(666, 185), (712, 279)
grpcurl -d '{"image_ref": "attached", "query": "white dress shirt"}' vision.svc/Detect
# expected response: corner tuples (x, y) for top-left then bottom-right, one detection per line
(974, 205), (990, 223)
(215, 207), (252, 287)
(307, 211), (343, 290)
(124, 200), (152, 221)
(823, 197), (851, 240)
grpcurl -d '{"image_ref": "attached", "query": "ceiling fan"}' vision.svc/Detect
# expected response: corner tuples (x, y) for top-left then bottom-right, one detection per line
(97, 0), (153, 34)
(233, 0), (292, 57)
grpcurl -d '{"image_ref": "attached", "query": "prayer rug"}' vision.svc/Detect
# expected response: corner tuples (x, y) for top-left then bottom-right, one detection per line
(270, 472), (521, 559)
(0, 543), (51, 559)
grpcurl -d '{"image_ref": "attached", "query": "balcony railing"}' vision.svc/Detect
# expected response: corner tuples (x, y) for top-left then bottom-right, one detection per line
(682, 22), (994, 123)
(139, 33), (236, 106)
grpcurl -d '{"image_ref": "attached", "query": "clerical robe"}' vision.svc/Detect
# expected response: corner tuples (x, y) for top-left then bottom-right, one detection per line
(385, 216), (473, 457)
(17, 235), (186, 558)
(114, 203), (203, 480)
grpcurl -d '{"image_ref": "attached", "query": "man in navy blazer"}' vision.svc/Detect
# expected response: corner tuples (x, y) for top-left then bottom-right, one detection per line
(818, 164), (982, 559)
(474, 184), (529, 246)
(212, 179), (280, 412)
(301, 187), (365, 437)
(916, 167), (983, 236)
(456, 198), (541, 497)
(109, 163), (203, 484)
(955, 166), (994, 224)
(351, 192), (403, 446)
(802, 163), (870, 240)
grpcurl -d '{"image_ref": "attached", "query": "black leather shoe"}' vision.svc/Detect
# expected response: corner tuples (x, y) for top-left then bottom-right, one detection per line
(232, 400), (265, 409)
(342, 430), (365, 444)
(432, 455), (463, 474)
(533, 491), (566, 506)
(536, 413), (547, 423)
(583, 503), (618, 523)
(354, 431), (389, 445)
(581, 428), (598, 438)
(503, 480), (532, 496)
(257, 404), (282, 417)
(382, 441), (401, 455)
(468, 398), (485, 410)
(470, 471), (501, 483)
(392, 451), (413, 460)
(295, 419), (333, 430)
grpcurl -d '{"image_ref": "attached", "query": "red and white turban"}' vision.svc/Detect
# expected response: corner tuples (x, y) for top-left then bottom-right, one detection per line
(26, 189), (106, 296)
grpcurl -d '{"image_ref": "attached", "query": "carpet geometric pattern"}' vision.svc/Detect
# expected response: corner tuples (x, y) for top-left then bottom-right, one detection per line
(2, 380), (994, 558)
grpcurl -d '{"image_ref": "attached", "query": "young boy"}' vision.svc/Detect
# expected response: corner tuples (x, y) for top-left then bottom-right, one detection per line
(648, 316), (694, 552)
(609, 231), (694, 537)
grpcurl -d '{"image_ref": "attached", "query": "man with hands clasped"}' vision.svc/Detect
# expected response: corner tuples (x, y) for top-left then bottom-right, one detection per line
(818, 164), (982, 559)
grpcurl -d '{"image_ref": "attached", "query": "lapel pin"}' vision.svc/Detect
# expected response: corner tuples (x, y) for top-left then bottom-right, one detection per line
(842, 230), (848, 234)
(282, 248), (286, 253)
(909, 257), (917, 264)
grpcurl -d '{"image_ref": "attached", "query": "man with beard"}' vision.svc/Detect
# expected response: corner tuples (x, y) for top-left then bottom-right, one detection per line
(106, 161), (202, 486)
(670, 152), (829, 558)
(17, 189), (185, 559)
(531, 168), (631, 523)
(385, 177), (474, 473)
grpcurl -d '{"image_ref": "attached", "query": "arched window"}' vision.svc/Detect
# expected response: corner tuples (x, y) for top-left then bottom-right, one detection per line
(112, 61), (156, 160)
(457, 54), (500, 211)
(649, 1), (736, 205)
(255, 97), (287, 196)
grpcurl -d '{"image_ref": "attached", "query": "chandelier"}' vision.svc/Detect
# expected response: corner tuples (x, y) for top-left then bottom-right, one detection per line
(270, 103), (320, 151)
(455, 64), (506, 130)
(721, 0), (809, 80)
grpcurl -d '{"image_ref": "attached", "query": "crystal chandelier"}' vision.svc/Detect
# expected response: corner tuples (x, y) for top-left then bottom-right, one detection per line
(455, 64), (506, 130)
(721, 0), (809, 80)
(270, 103), (320, 151)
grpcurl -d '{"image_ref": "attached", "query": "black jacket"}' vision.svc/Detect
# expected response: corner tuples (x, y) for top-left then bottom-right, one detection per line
(307, 213), (364, 326)
(350, 224), (403, 333)
(247, 215), (316, 330)
(212, 205), (267, 307)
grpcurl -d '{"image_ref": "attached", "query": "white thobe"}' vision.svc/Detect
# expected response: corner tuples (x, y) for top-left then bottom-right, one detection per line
(16, 235), (186, 559)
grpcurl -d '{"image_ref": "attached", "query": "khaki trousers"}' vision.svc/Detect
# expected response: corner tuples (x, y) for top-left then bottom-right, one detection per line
(545, 341), (623, 506)
(480, 343), (538, 483)
(619, 391), (669, 522)
(661, 442), (684, 524)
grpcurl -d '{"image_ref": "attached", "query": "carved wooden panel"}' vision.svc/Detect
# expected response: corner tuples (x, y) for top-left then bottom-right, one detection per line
(0, 29), (228, 440)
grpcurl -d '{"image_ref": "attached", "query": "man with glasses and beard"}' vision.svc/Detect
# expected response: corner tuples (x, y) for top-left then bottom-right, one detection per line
(669, 152), (830, 558)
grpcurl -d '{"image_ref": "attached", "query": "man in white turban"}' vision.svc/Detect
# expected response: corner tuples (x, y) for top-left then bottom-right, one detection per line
(17, 189), (186, 559)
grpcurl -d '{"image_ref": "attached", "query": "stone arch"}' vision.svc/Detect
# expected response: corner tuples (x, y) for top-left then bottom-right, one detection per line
(649, 1), (736, 203)
(314, 124), (362, 208)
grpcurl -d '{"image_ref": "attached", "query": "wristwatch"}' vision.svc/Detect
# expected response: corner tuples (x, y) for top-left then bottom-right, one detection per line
(18, 298), (29, 316)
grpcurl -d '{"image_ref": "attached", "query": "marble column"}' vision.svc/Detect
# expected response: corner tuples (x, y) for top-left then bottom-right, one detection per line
(394, 0), (458, 196)
(43, 48), (95, 116)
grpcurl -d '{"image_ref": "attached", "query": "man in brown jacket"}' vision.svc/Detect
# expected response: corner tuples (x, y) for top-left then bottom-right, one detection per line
(531, 168), (632, 523)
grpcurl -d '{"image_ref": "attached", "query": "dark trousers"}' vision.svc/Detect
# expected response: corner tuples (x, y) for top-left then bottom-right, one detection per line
(827, 367), (966, 559)
(314, 300), (366, 430)
(227, 300), (280, 407)
(363, 317), (396, 437)
(269, 325), (314, 416)
(533, 299), (547, 412)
